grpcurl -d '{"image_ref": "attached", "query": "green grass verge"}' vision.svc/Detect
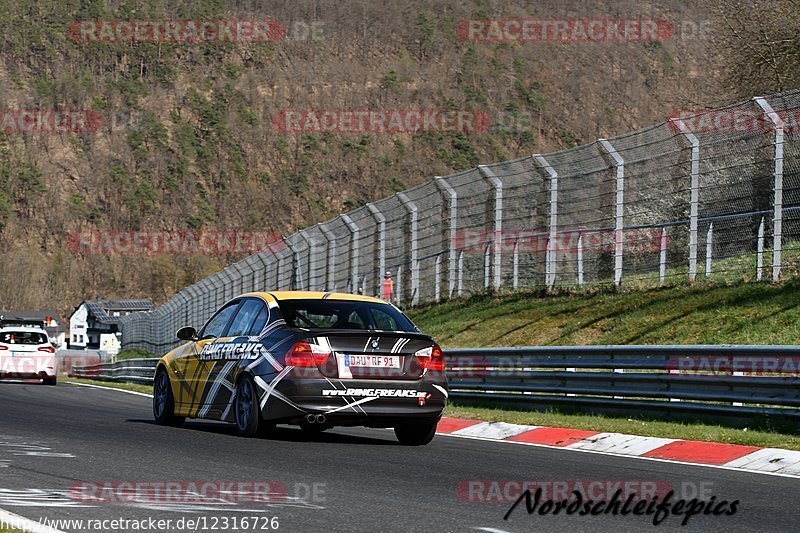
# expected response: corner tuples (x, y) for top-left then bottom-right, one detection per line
(444, 404), (800, 450)
(409, 278), (800, 346)
(65, 377), (152, 395)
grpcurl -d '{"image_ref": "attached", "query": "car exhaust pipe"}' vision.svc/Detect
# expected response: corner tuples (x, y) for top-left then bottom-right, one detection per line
(315, 414), (326, 424)
(305, 413), (317, 424)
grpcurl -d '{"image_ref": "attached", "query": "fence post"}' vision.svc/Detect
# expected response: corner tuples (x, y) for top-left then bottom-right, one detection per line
(670, 118), (700, 282)
(294, 252), (303, 290)
(434, 177), (458, 298)
(479, 165), (503, 290)
(299, 230), (318, 291)
(706, 223), (714, 277)
(754, 96), (784, 282)
(318, 224), (337, 291)
(266, 243), (282, 292)
(284, 235), (304, 290)
(659, 228), (668, 284)
(220, 267), (236, 301)
(458, 251), (464, 296)
(757, 217), (765, 282)
(251, 251), (270, 296)
(366, 203), (386, 296)
(577, 233), (584, 287)
(186, 285), (201, 328)
(512, 239), (519, 289)
(435, 255), (441, 302)
(598, 139), (625, 286)
(275, 254), (286, 290)
(483, 243), (491, 289)
(230, 262), (246, 296)
(340, 213), (360, 294)
(397, 193), (419, 305)
(534, 154), (558, 289)
(395, 266), (402, 307)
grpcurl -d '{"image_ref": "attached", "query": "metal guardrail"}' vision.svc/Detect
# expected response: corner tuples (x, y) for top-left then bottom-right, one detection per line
(446, 345), (800, 421)
(55, 349), (106, 374)
(70, 358), (159, 384)
(70, 345), (800, 421)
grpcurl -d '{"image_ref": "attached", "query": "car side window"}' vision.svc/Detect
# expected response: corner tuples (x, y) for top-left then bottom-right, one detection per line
(201, 301), (241, 339)
(247, 305), (269, 336)
(228, 299), (267, 337)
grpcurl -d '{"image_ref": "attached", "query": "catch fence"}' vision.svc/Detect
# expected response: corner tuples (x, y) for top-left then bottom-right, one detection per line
(121, 90), (800, 352)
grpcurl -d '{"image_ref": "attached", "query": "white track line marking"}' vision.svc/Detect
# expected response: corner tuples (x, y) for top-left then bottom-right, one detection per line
(0, 506), (66, 533)
(473, 527), (513, 533)
(64, 381), (153, 398)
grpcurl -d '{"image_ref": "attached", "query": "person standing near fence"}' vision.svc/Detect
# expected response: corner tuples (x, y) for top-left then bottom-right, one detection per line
(382, 271), (394, 302)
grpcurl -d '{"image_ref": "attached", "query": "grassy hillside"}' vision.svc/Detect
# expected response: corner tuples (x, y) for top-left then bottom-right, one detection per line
(409, 279), (800, 346)
(0, 0), (730, 316)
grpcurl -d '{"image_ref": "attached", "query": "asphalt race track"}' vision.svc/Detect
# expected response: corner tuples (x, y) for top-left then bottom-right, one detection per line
(1, 382), (798, 532)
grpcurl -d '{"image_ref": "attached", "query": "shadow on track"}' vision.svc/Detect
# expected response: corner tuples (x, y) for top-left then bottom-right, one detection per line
(127, 418), (398, 445)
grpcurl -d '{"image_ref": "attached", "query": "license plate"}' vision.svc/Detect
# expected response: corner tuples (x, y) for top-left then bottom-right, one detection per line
(345, 354), (400, 368)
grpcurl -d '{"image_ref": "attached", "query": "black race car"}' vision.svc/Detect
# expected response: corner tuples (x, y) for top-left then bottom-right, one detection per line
(153, 291), (448, 445)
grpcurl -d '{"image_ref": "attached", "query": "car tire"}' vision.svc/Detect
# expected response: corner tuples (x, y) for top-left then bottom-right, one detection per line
(235, 374), (274, 438)
(153, 368), (185, 427)
(394, 419), (438, 446)
(42, 377), (57, 386)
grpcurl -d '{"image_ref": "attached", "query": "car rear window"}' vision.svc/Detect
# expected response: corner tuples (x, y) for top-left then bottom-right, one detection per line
(0, 331), (49, 344)
(277, 299), (417, 332)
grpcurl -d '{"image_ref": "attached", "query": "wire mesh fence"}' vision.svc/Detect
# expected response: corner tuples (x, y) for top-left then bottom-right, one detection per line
(120, 89), (800, 353)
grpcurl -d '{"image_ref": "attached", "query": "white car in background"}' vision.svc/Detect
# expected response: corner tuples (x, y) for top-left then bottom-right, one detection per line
(0, 323), (57, 385)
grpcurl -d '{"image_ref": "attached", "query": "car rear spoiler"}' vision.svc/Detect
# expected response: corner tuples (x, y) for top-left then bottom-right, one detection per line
(297, 328), (434, 342)
(0, 318), (47, 329)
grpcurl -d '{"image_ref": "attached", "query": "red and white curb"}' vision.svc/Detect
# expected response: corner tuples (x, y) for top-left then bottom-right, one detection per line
(436, 417), (800, 478)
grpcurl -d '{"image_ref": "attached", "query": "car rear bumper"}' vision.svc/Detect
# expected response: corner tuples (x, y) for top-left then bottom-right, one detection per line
(0, 370), (56, 379)
(0, 355), (56, 380)
(258, 374), (448, 426)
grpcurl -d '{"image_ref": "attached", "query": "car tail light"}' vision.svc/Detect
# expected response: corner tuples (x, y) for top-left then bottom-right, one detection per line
(415, 345), (445, 372)
(38, 347), (55, 353)
(285, 342), (330, 367)
(0, 345), (7, 350)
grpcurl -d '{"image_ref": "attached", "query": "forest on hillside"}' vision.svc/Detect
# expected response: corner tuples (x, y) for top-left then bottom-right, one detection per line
(0, 0), (796, 317)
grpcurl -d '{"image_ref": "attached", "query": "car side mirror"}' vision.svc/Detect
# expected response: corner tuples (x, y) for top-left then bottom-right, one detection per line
(176, 326), (198, 341)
